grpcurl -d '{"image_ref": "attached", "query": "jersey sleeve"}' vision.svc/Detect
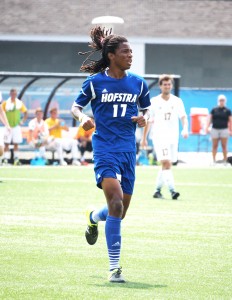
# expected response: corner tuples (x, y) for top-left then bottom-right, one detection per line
(138, 79), (151, 110)
(73, 77), (96, 108)
(1, 101), (6, 112)
(20, 102), (27, 113)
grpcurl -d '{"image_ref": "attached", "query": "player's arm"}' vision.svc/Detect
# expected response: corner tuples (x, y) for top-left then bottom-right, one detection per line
(71, 105), (94, 131)
(206, 113), (212, 134)
(140, 119), (152, 149)
(131, 109), (150, 128)
(228, 115), (232, 135)
(180, 115), (189, 138)
(0, 105), (10, 130)
(20, 103), (28, 125)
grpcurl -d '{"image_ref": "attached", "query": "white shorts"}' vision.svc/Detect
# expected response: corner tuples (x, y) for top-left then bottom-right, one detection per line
(45, 138), (77, 152)
(61, 138), (78, 151)
(153, 140), (178, 163)
(4, 125), (23, 144)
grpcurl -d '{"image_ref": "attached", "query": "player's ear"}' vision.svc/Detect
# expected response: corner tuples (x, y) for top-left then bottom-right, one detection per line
(108, 52), (114, 61)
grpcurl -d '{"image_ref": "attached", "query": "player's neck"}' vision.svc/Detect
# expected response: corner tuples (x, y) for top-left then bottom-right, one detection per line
(106, 68), (126, 79)
(161, 93), (171, 101)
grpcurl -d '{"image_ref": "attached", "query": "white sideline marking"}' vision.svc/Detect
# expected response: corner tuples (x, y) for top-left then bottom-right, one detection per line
(1, 177), (91, 183)
(1, 177), (232, 188)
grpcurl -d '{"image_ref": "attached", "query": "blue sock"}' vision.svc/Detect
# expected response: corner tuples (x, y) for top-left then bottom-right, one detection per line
(91, 205), (108, 223)
(105, 215), (121, 271)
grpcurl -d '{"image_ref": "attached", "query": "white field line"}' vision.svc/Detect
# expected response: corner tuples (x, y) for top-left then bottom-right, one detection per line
(1, 211), (232, 227)
(1, 177), (232, 188)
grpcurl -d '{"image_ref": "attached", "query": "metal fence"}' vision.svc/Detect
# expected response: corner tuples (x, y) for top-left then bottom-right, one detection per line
(0, 71), (180, 126)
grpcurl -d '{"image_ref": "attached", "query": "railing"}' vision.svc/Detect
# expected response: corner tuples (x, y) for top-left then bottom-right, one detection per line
(0, 71), (180, 126)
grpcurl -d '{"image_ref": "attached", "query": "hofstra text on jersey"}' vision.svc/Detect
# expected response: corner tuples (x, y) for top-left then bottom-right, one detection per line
(101, 93), (137, 103)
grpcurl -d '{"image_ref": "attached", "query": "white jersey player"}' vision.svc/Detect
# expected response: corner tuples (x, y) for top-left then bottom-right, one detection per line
(141, 74), (188, 200)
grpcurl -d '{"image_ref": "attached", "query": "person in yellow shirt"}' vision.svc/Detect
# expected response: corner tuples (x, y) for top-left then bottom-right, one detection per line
(45, 107), (80, 166)
(75, 125), (94, 165)
(1, 88), (28, 165)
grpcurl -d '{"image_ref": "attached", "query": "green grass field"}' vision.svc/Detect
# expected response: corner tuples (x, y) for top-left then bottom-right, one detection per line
(0, 166), (232, 300)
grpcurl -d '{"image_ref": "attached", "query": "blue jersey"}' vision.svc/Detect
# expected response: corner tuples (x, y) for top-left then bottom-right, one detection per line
(74, 70), (150, 153)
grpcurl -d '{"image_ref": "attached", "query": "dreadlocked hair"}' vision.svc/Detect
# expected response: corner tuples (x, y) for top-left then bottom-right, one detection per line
(79, 26), (128, 74)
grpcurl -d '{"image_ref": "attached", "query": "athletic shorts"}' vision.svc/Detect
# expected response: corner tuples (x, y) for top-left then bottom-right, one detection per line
(211, 128), (229, 139)
(4, 125), (22, 144)
(153, 140), (178, 163)
(93, 152), (136, 195)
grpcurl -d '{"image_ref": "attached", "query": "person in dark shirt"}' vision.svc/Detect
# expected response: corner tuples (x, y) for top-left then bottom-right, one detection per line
(206, 94), (232, 165)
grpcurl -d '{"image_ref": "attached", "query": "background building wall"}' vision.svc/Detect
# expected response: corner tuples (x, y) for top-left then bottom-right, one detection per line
(0, 0), (232, 88)
(145, 44), (232, 88)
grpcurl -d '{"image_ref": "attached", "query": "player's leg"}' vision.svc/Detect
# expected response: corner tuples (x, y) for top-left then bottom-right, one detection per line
(88, 191), (131, 225)
(0, 146), (3, 157)
(163, 143), (180, 200)
(105, 152), (134, 282)
(69, 139), (80, 165)
(54, 138), (66, 166)
(220, 129), (229, 164)
(0, 130), (4, 159)
(153, 143), (167, 198)
(3, 126), (12, 164)
(12, 126), (23, 165)
(13, 143), (21, 165)
(212, 138), (219, 164)
(211, 129), (219, 164)
(102, 177), (125, 283)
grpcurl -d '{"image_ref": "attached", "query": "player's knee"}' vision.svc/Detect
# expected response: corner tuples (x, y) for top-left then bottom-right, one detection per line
(0, 146), (3, 156)
(109, 198), (123, 217)
(121, 209), (128, 220)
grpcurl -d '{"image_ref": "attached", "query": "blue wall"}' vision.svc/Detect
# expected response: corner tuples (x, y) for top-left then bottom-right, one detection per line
(149, 88), (232, 152)
(179, 89), (232, 152)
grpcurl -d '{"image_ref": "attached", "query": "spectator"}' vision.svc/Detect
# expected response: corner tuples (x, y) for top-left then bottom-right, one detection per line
(45, 107), (80, 166)
(75, 124), (94, 165)
(0, 92), (11, 163)
(1, 88), (28, 165)
(28, 107), (51, 162)
(206, 94), (232, 165)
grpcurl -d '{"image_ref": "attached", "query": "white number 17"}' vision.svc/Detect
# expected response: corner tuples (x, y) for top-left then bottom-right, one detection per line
(113, 104), (127, 117)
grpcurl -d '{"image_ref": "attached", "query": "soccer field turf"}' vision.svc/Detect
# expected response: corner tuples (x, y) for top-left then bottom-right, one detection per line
(0, 166), (232, 300)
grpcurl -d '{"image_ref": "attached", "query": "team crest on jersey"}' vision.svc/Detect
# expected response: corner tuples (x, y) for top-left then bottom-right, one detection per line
(101, 93), (137, 103)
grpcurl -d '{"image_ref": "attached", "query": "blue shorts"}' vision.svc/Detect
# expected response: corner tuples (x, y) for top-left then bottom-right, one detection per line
(93, 152), (136, 195)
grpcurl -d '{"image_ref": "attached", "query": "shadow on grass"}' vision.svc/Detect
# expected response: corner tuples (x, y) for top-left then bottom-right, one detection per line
(89, 278), (167, 289)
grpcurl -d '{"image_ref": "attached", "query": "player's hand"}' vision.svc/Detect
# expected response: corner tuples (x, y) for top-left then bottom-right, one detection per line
(131, 115), (147, 128)
(181, 129), (189, 138)
(81, 115), (95, 131)
(140, 138), (148, 149)
(5, 126), (11, 135)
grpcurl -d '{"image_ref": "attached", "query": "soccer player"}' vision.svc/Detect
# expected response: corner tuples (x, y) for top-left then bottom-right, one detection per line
(71, 26), (150, 283)
(141, 74), (188, 200)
